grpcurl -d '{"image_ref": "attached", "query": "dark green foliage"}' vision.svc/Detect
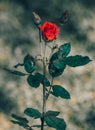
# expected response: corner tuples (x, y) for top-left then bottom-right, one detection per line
(49, 62), (66, 77)
(24, 108), (41, 119)
(11, 114), (29, 129)
(45, 110), (60, 117)
(49, 52), (59, 62)
(45, 116), (66, 130)
(58, 43), (71, 58)
(45, 109), (66, 130)
(11, 120), (29, 129)
(27, 72), (50, 88)
(35, 73), (50, 87)
(49, 59), (66, 77)
(27, 74), (40, 88)
(42, 76), (50, 87)
(4, 68), (26, 76)
(51, 85), (70, 99)
(49, 43), (91, 77)
(53, 59), (66, 69)
(66, 55), (91, 67)
(24, 54), (35, 73)
(48, 43), (71, 77)
(11, 114), (29, 123)
(27, 73), (43, 88)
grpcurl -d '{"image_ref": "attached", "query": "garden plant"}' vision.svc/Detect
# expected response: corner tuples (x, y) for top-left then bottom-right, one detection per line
(5, 12), (91, 130)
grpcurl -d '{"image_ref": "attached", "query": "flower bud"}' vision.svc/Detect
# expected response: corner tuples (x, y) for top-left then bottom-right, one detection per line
(32, 12), (41, 25)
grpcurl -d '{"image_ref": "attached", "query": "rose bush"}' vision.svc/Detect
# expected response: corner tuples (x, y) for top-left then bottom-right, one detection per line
(7, 12), (91, 130)
(39, 21), (59, 42)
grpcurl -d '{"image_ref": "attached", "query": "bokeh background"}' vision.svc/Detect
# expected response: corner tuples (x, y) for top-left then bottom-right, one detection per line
(0, 0), (95, 130)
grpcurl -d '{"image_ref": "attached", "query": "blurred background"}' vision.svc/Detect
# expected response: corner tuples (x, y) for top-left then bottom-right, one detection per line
(0, 0), (95, 130)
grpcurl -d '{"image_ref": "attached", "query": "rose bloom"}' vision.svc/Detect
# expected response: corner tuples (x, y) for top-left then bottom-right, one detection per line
(39, 21), (59, 42)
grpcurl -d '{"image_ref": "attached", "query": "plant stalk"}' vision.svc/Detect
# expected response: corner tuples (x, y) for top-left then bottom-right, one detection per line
(46, 77), (54, 100)
(41, 43), (46, 130)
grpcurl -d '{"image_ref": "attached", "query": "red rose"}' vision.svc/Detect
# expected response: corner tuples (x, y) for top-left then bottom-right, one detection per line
(39, 21), (59, 42)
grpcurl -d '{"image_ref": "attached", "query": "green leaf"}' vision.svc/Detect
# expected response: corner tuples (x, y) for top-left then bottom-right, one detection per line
(11, 120), (29, 129)
(49, 51), (67, 77)
(52, 85), (70, 99)
(45, 116), (66, 130)
(45, 110), (60, 117)
(43, 77), (50, 87)
(24, 54), (35, 73)
(27, 74), (40, 88)
(24, 108), (41, 119)
(27, 73), (50, 88)
(66, 55), (91, 67)
(53, 60), (65, 69)
(58, 43), (71, 58)
(4, 68), (26, 76)
(50, 52), (58, 63)
(49, 60), (66, 77)
(34, 72), (43, 82)
(35, 73), (50, 87)
(11, 114), (29, 123)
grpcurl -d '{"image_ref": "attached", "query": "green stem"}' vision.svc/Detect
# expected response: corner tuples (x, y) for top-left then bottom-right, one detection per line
(41, 43), (46, 130)
(46, 77), (54, 100)
(38, 28), (43, 58)
(39, 28), (41, 43)
(47, 40), (58, 63)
